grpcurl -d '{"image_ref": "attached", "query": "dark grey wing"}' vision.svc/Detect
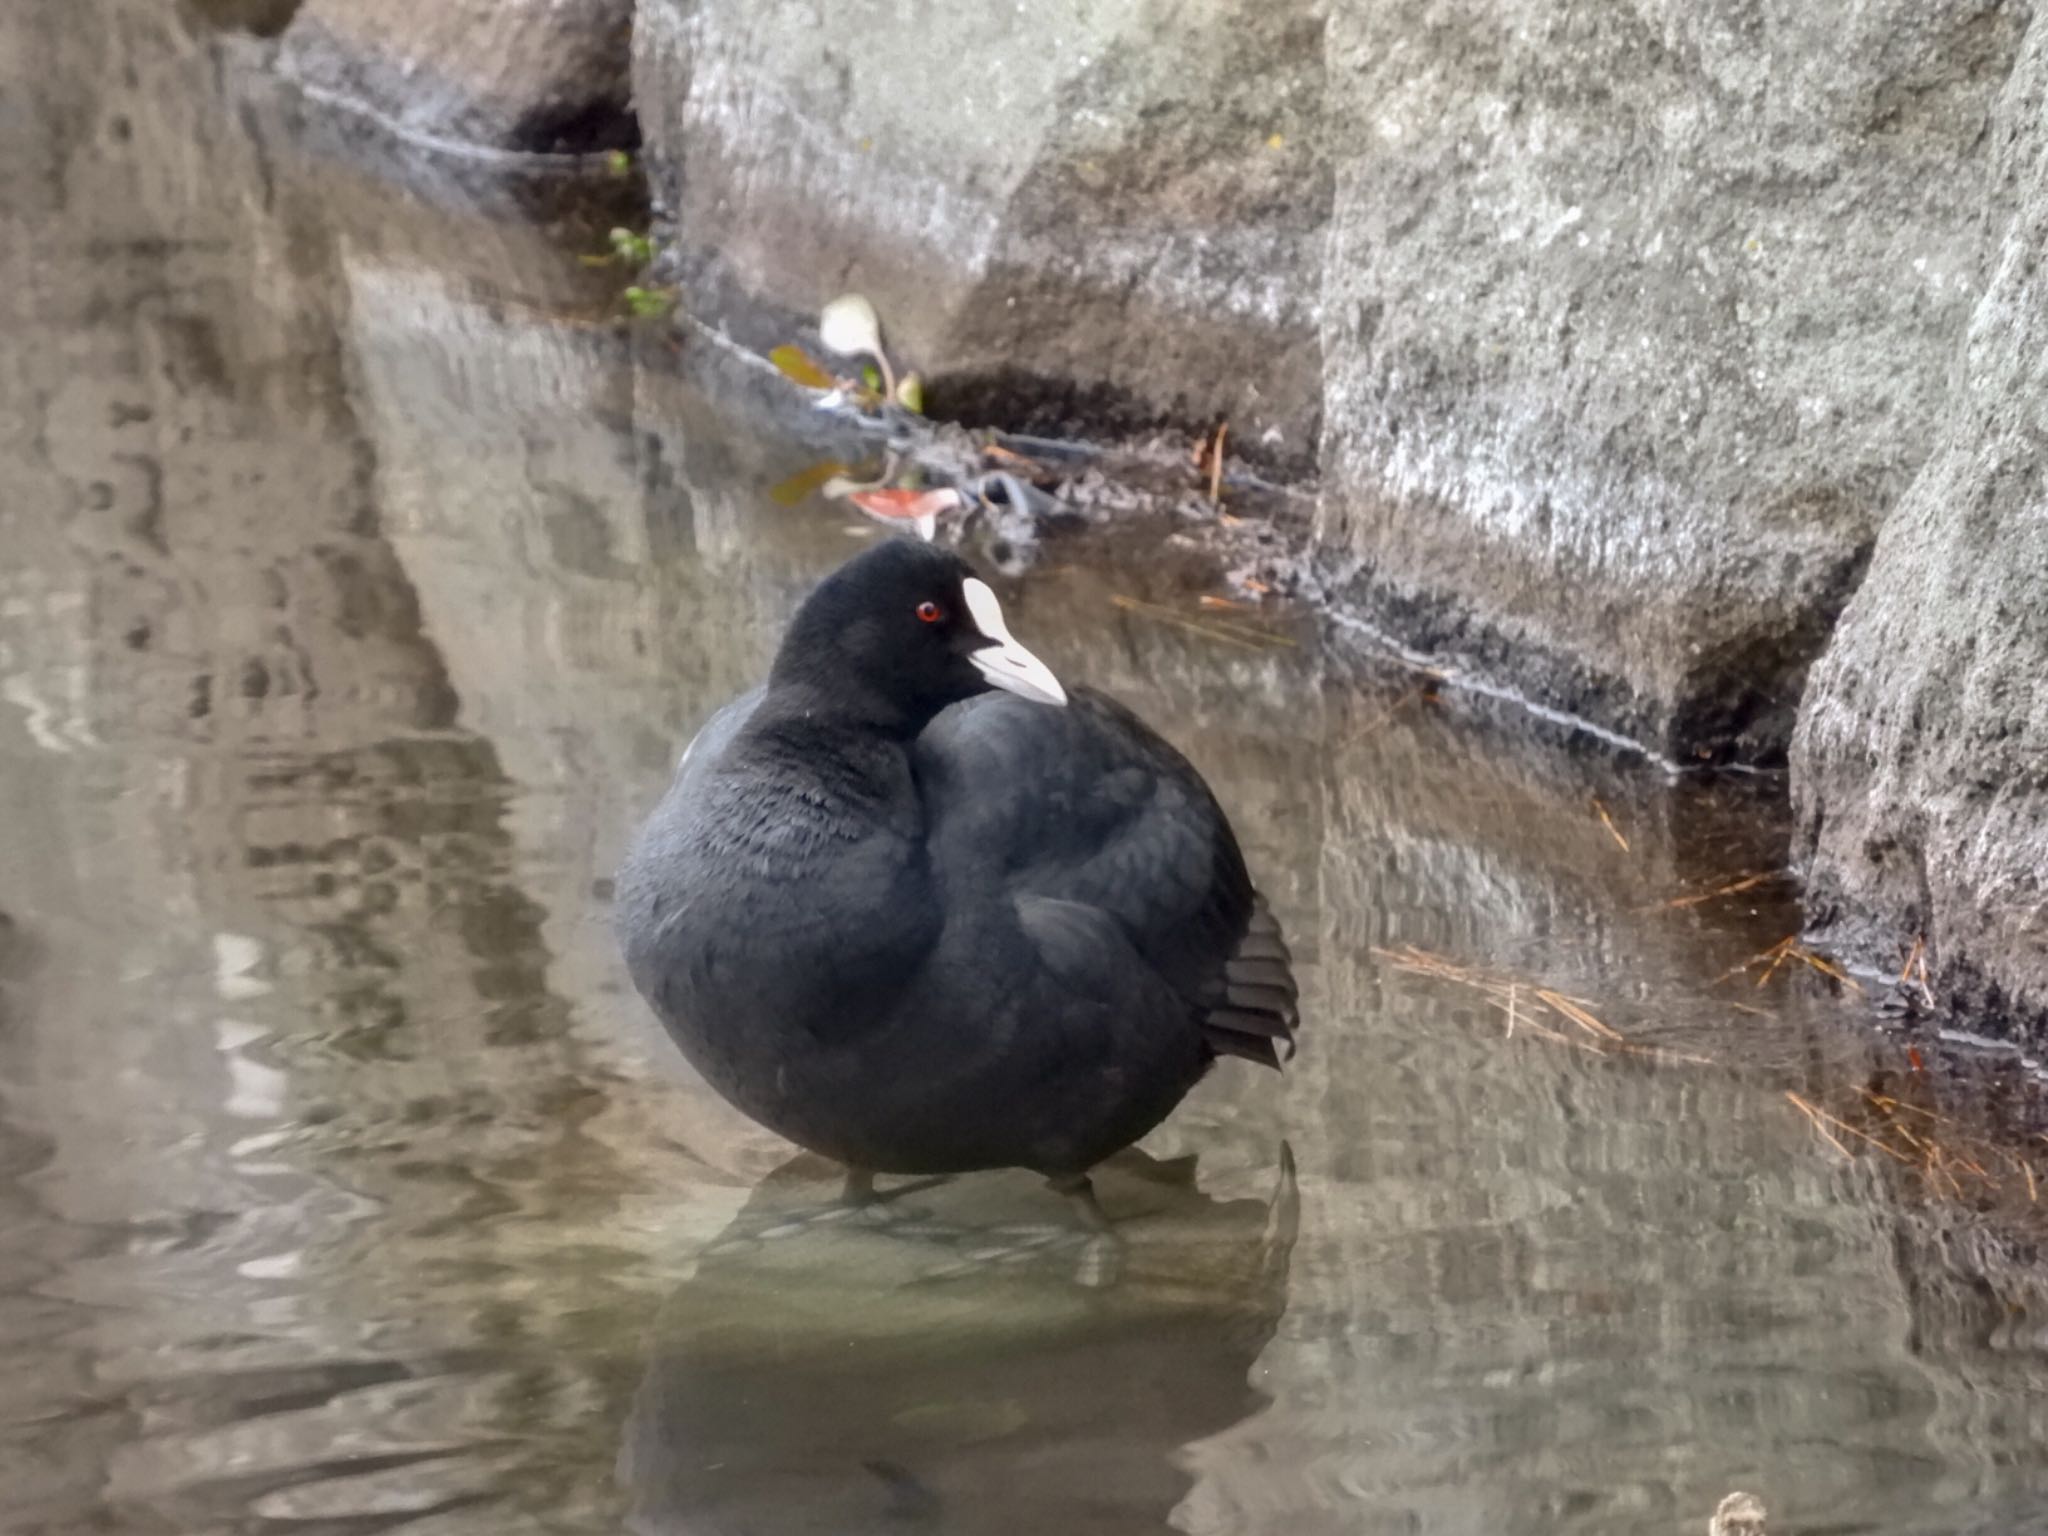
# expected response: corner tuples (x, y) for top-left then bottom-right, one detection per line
(669, 685), (764, 805)
(613, 686), (763, 981)
(915, 687), (1298, 1068)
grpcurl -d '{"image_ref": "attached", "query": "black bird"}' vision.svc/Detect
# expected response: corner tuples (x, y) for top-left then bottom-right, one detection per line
(614, 538), (1297, 1225)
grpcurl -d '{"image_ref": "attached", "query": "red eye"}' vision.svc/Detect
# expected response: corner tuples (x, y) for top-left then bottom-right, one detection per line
(916, 600), (943, 623)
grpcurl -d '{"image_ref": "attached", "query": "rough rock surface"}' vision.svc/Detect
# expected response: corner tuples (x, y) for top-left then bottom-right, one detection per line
(256, 0), (2035, 762)
(632, 0), (2030, 766)
(1316, 0), (2024, 760)
(632, 0), (1331, 475)
(277, 0), (636, 154)
(1791, 22), (2048, 1049)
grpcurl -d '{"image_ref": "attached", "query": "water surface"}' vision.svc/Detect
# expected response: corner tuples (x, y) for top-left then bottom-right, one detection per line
(4, 6), (2048, 1534)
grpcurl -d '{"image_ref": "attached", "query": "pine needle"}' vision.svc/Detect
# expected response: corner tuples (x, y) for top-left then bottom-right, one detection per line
(1787, 1093), (1853, 1160)
(1786, 1092), (1913, 1165)
(1657, 872), (1773, 911)
(1791, 946), (1864, 993)
(1339, 686), (1424, 748)
(1592, 798), (1630, 853)
(1898, 937), (1935, 1005)
(1536, 988), (1625, 1041)
(1755, 937), (1797, 988)
(1108, 594), (1288, 651)
(1898, 935), (1924, 985)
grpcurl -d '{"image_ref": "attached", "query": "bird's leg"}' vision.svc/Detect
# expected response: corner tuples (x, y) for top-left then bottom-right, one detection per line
(1048, 1172), (1126, 1288)
(840, 1165), (878, 1206)
(1046, 1171), (1114, 1233)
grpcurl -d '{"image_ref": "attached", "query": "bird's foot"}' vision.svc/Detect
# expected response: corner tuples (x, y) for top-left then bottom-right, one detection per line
(1046, 1172), (1114, 1233)
(729, 1169), (946, 1246)
(1046, 1172), (1127, 1288)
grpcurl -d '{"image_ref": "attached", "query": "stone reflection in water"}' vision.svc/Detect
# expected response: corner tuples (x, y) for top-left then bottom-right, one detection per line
(620, 1152), (1298, 1536)
(0, 3), (657, 1528)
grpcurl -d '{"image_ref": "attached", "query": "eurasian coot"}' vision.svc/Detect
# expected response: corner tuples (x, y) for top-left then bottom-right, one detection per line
(614, 538), (1297, 1224)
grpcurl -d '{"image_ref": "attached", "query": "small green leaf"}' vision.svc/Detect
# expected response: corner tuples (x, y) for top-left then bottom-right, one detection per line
(860, 363), (882, 392)
(605, 149), (633, 177)
(622, 285), (676, 318)
(893, 372), (925, 414)
(768, 345), (837, 390)
(609, 227), (655, 265)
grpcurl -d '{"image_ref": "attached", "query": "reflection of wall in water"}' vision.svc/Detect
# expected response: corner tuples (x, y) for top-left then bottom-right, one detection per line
(1187, 698), (2045, 1535)
(332, 237), (862, 1190)
(0, 8), (659, 1524)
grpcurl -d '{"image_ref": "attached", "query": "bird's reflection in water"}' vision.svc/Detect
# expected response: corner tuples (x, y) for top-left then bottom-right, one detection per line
(620, 1148), (1298, 1535)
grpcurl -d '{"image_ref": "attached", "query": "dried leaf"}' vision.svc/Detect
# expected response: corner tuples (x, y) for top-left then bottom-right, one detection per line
(769, 345), (837, 390)
(768, 460), (856, 507)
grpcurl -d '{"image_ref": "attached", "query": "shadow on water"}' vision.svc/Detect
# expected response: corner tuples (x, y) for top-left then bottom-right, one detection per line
(4, 1), (2048, 1534)
(621, 1151), (1297, 1535)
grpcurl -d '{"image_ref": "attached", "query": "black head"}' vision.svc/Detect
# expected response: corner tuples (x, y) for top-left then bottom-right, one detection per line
(767, 538), (1066, 731)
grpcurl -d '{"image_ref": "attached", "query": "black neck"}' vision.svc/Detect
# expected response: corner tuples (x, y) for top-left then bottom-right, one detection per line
(761, 668), (932, 739)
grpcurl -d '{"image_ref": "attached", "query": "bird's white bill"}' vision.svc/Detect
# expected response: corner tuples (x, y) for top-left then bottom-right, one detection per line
(961, 577), (1067, 706)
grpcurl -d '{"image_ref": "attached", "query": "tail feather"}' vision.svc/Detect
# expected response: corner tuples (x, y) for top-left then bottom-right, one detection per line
(1201, 893), (1299, 1069)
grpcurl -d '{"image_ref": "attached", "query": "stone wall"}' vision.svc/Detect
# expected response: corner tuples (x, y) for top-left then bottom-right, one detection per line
(1791, 18), (2048, 1049)
(1315, 0), (2023, 760)
(632, 0), (1331, 473)
(626, 0), (2036, 769)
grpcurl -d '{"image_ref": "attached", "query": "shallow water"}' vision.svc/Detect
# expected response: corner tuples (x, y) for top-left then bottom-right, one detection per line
(5, 6), (2048, 1535)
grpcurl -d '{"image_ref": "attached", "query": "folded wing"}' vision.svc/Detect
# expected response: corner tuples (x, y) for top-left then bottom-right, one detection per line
(915, 687), (1299, 1068)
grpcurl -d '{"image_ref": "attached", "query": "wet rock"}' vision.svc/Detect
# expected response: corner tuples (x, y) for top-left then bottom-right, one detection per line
(1314, 0), (2023, 762)
(631, 0), (1330, 476)
(278, 0), (635, 155)
(1791, 22), (2048, 1050)
(632, 0), (2036, 767)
